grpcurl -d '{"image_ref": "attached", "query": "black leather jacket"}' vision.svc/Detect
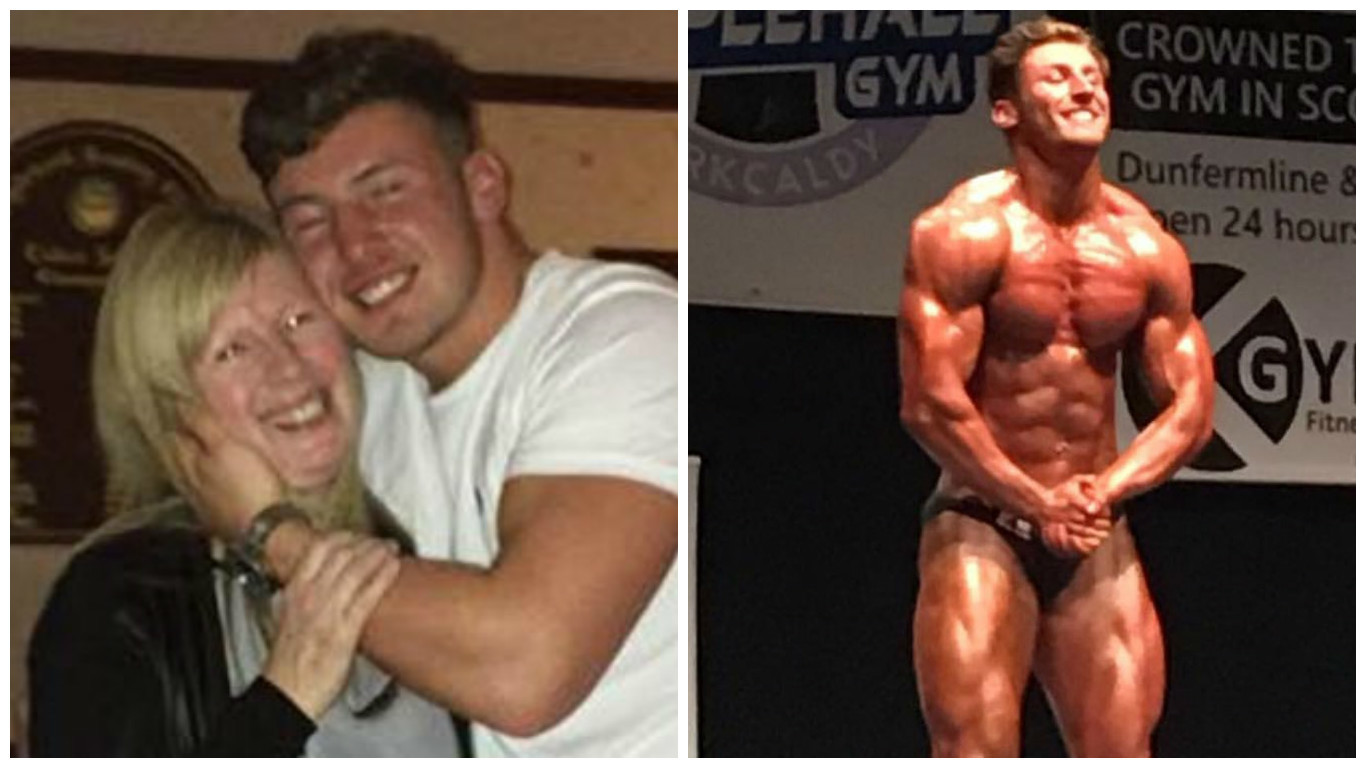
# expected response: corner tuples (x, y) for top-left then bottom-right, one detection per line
(27, 520), (314, 756)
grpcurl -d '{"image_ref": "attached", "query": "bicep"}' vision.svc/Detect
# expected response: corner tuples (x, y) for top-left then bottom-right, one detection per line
(494, 475), (676, 693)
(478, 282), (678, 700)
(899, 216), (989, 393)
(1140, 311), (1211, 397)
(899, 285), (984, 390)
(1137, 235), (1211, 399)
(498, 475), (676, 610)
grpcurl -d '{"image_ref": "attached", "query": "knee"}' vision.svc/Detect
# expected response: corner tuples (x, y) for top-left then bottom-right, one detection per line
(1066, 678), (1160, 758)
(1070, 720), (1155, 758)
(928, 713), (1020, 757)
(923, 674), (1023, 757)
(1076, 653), (1162, 756)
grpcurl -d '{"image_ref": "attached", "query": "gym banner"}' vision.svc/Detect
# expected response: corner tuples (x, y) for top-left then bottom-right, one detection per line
(688, 10), (1355, 485)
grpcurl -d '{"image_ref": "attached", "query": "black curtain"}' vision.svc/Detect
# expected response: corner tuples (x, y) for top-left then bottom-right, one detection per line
(690, 304), (1353, 757)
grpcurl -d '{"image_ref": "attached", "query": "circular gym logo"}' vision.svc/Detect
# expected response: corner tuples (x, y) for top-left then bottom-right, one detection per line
(688, 10), (1008, 206)
(1122, 263), (1327, 473)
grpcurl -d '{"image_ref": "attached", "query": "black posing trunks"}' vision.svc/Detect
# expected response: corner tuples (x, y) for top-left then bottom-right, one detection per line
(921, 493), (1125, 608)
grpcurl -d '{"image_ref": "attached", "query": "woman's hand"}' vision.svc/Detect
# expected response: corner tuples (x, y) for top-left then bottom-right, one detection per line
(261, 532), (401, 720)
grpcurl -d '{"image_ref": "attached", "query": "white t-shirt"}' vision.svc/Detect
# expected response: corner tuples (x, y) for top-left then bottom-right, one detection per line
(357, 252), (678, 757)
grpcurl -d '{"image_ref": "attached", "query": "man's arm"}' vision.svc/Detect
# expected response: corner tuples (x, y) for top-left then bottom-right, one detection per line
(183, 280), (678, 737)
(273, 278), (676, 737)
(898, 206), (1050, 515)
(1096, 223), (1215, 503)
(266, 476), (675, 737)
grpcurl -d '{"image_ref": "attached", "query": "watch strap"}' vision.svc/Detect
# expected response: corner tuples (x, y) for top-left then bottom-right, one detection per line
(231, 502), (311, 586)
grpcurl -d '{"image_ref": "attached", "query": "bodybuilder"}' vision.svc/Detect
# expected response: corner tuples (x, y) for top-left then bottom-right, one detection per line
(898, 18), (1215, 757)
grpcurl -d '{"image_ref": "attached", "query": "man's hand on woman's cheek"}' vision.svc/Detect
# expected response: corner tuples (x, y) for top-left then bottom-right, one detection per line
(173, 405), (285, 540)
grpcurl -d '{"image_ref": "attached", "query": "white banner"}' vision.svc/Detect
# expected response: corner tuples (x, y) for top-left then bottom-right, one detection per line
(688, 10), (1355, 484)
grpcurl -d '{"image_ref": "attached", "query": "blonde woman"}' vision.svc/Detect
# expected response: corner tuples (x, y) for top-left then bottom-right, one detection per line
(27, 204), (459, 757)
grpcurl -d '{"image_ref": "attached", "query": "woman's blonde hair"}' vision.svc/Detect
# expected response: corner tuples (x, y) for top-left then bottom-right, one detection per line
(92, 203), (365, 532)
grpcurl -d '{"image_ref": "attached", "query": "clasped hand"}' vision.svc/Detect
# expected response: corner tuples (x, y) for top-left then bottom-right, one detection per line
(1035, 474), (1112, 558)
(173, 406), (401, 719)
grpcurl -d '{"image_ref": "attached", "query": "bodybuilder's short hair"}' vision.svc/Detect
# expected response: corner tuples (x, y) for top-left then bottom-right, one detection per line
(987, 17), (1109, 103)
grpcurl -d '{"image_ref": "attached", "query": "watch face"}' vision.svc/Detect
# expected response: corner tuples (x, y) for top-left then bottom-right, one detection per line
(221, 547), (278, 599)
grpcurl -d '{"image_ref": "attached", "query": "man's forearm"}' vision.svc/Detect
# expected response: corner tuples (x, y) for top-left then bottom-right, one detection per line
(263, 524), (582, 736)
(357, 559), (587, 737)
(1098, 392), (1213, 504)
(903, 392), (1048, 515)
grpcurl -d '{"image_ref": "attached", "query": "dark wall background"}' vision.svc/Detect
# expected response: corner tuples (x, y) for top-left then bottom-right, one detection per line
(690, 304), (1353, 757)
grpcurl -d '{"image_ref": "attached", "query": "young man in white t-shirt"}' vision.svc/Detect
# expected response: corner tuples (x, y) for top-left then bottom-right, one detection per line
(177, 30), (677, 756)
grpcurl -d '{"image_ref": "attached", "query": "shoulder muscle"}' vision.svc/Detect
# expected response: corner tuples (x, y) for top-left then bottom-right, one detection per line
(1118, 209), (1193, 319)
(907, 198), (1007, 310)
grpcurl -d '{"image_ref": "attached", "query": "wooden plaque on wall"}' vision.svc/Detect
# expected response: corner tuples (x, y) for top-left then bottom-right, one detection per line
(11, 120), (213, 541)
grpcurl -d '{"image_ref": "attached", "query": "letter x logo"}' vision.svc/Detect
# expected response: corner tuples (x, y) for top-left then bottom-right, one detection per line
(1121, 263), (1303, 472)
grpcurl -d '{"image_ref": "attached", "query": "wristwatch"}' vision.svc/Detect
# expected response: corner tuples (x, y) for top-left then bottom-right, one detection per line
(230, 502), (311, 589)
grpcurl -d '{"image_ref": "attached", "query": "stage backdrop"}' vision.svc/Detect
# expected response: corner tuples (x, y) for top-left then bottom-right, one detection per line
(689, 9), (1355, 484)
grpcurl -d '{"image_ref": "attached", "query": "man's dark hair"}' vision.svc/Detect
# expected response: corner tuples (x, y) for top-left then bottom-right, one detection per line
(240, 29), (475, 187)
(987, 17), (1109, 104)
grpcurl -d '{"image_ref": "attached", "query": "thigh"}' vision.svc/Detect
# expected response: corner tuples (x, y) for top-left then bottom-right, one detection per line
(913, 512), (1039, 735)
(1034, 518), (1165, 756)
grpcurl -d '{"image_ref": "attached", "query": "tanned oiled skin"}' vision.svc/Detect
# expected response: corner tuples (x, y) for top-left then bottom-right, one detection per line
(903, 172), (1200, 515)
(898, 37), (1214, 758)
(901, 173), (1211, 757)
